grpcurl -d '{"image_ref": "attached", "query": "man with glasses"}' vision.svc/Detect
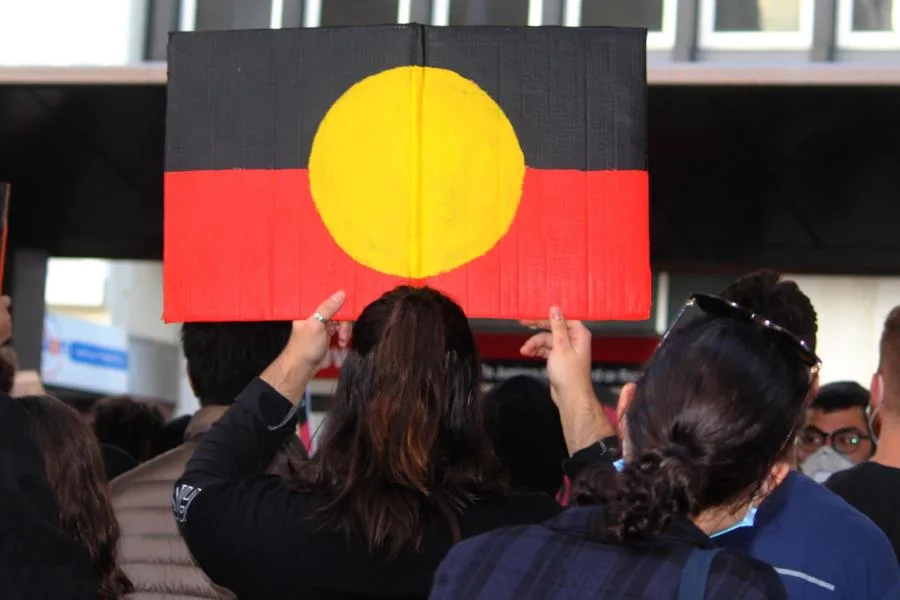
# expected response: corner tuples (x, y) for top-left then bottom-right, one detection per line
(714, 271), (898, 599)
(796, 382), (875, 481)
(828, 306), (900, 561)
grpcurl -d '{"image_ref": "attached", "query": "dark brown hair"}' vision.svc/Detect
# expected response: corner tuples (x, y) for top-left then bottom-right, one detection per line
(576, 317), (811, 541)
(720, 269), (818, 352)
(293, 286), (502, 555)
(18, 395), (132, 600)
(91, 395), (164, 462)
(0, 345), (18, 393)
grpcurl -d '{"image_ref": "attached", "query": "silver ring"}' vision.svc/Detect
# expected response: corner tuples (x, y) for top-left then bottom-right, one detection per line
(313, 312), (329, 325)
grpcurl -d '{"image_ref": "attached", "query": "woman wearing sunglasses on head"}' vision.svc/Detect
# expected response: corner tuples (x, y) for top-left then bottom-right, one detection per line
(431, 295), (823, 599)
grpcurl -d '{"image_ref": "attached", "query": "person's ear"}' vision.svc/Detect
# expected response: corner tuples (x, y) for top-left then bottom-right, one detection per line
(870, 372), (883, 411)
(185, 362), (198, 398)
(617, 382), (636, 425)
(809, 373), (820, 400)
(760, 460), (791, 500)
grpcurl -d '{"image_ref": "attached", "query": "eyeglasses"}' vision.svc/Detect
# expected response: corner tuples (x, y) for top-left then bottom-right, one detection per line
(661, 294), (822, 378)
(798, 425), (871, 457)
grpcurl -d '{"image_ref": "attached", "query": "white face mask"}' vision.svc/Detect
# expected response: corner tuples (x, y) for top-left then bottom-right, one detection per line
(799, 445), (855, 483)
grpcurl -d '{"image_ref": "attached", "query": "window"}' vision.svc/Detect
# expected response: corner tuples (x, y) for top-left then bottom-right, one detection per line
(838, 0), (900, 48)
(699, 0), (815, 49)
(565, 0), (678, 49)
(435, 0), (533, 26)
(319, 0), (400, 25)
(0, 0), (145, 65)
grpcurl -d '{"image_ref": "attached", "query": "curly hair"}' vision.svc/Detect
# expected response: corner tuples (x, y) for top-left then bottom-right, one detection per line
(18, 395), (132, 600)
(719, 269), (818, 352)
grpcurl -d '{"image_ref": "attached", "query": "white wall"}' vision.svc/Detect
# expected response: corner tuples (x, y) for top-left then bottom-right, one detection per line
(787, 275), (900, 387)
(0, 0), (147, 66)
(106, 261), (198, 415)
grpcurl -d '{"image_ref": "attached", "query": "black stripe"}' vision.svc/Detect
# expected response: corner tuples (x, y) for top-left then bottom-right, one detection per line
(166, 25), (646, 172)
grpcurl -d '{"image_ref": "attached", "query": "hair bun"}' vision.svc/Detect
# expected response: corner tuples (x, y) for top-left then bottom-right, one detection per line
(605, 445), (703, 541)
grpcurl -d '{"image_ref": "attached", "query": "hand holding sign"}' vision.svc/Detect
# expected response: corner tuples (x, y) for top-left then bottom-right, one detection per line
(521, 306), (616, 455)
(262, 291), (349, 405)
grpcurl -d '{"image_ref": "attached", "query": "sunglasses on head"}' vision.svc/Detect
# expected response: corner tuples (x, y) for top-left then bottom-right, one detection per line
(660, 294), (822, 378)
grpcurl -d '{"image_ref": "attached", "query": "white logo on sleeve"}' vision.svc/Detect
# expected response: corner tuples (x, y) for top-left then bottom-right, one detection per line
(172, 484), (202, 523)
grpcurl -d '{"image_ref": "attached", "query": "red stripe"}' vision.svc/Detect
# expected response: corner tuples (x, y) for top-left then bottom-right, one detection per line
(315, 333), (656, 379)
(164, 168), (649, 322)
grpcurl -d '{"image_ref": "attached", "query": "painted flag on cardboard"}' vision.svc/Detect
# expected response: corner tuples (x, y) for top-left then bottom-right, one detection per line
(164, 25), (650, 322)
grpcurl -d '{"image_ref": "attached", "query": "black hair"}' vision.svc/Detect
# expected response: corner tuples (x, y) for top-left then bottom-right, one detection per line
(293, 286), (503, 556)
(812, 381), (869, 413)
(485, 375), (567, 497)
(91, 396), (164, 463)
(181, 321), (291, 406)
(719, 270), (818, 353)
(594, 316), (811, 541)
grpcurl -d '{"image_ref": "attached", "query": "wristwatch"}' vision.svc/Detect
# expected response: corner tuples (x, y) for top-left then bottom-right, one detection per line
(562, 435), (621, 479)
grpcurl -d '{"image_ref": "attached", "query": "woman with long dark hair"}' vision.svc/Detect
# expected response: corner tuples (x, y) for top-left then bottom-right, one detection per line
(431, 296), (819, 599)
(17, 395), (132, 600)
(176, 287), (560, 599)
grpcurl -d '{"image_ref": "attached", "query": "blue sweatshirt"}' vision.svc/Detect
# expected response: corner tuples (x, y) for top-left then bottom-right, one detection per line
(718, 471), (899, 600)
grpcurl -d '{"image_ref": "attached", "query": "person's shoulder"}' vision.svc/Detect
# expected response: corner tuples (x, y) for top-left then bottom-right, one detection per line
(464, 491), (561, 526)
(711, 549), (787, 599)
(110, 442), (196, 498)
(440, 521), (554, 574)
(827, 462), (897, 492)
(787, 472), (890, 540)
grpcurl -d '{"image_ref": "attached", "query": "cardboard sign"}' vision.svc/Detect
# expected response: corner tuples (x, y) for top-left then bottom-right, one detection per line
(164, 25), (650, 322)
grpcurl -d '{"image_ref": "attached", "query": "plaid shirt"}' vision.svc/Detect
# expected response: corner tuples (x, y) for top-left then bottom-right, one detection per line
(430, 506), (787, 600)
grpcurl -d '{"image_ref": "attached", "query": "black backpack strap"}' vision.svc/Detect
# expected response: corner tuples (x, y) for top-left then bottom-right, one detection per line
(678, 548), (723, 600)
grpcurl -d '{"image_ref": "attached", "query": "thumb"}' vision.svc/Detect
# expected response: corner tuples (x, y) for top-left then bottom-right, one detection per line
(549, 306), (571, 351)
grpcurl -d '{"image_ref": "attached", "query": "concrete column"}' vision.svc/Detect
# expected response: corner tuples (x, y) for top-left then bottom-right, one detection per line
(9, 249), (48, 371)
(106, 261), (198, 414)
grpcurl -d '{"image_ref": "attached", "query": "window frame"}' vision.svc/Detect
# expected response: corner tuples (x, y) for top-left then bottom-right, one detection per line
(304, 0), (409, 25)
(562, 0), (678, 50)
(837, 0), (900, 49)
(698, 0), (816, 50)
(433, 0), (543, 26)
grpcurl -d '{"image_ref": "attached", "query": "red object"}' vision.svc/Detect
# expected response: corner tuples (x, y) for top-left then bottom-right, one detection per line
(164, 168), (649, 322)
(298, 421), (312, 453)
(313, 332), (657, 380)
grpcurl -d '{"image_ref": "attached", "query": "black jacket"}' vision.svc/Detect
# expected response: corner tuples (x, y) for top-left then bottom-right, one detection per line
(175, 378), (561, 600)
(0, 394), (96, 600)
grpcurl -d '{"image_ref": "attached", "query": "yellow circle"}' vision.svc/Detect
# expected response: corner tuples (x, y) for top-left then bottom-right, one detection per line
(309, 66), (525, 278)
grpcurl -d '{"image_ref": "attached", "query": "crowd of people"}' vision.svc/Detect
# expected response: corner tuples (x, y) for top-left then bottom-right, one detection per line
(1, 271), (900, 599)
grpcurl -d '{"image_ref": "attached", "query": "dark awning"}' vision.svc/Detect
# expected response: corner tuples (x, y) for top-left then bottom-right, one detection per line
(0, 67), (898, 274)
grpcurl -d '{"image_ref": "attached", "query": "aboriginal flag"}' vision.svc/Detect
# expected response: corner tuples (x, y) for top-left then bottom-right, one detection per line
(164, 25), (650, 322)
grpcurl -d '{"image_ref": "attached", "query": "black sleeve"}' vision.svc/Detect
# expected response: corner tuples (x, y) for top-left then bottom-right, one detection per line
(177, 378), (298, 491)
(562, 438), (620, 480)
(0, 395), (96, 600)
(174, 378), (313, 596)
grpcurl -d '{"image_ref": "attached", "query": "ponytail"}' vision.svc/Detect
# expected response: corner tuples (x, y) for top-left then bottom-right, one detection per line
(298, 286), (498, 557)
(367, 291), (449, 493)
(604, 446), (703, 541)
